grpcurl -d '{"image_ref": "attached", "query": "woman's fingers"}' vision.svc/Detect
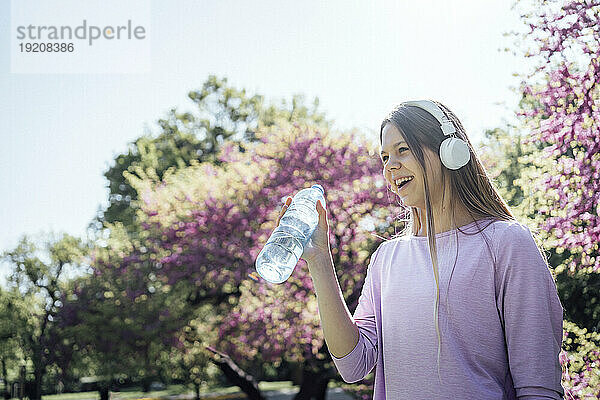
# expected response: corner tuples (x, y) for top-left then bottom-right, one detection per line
(317, 200), (325, 224)
(317, 200), (326, 214)
(282, 198), (291, 215)
(277, 197), (292, 226)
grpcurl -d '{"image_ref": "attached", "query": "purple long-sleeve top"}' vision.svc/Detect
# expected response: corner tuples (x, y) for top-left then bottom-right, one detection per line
(330, 218), (565, 399)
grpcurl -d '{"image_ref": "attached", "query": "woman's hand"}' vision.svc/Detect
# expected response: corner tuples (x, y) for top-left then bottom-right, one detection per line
(276, 196), (331, 265)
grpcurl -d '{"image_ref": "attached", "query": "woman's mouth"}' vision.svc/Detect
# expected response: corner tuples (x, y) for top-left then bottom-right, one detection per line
(395, 176), (414, 192)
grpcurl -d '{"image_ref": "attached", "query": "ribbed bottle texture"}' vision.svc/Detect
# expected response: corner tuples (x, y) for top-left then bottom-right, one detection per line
(255, 184), (326, 283)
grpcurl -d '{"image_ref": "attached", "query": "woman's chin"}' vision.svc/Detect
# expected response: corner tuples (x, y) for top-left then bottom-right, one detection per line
(395, 191), (411, 205)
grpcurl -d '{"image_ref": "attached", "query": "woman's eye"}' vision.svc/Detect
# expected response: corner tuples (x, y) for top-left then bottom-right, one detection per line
(382, 147), (407, 161)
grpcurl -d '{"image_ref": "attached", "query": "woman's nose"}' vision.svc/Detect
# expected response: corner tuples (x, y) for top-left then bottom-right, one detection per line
(387, 164), (401, 173)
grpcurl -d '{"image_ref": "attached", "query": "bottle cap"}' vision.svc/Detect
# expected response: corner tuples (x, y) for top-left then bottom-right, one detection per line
(311, 184), (324, 195)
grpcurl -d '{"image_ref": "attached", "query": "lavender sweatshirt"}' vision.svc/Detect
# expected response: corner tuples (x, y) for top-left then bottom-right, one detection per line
(330, 219), (565, 399)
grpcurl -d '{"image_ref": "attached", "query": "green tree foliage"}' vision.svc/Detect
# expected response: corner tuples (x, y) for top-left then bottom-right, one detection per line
(53, 221), (197, 398)
(166, 306), (222, 400)
(94, 75), (330, 236)
(0, 232), (89, 400)
(0, 287), (28, 393)
(561, 321), (600, 397)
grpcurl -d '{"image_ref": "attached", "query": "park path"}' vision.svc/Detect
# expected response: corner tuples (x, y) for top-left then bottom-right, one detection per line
(263, 387), (353, 400)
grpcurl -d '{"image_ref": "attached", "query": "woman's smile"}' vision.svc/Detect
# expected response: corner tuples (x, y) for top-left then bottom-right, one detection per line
(396, 177), (413, 192)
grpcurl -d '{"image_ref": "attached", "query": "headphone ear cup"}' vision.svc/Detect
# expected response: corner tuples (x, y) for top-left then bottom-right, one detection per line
(440, 137), (470, 170)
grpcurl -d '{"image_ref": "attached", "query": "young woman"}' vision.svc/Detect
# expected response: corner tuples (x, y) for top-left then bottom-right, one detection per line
(276, 100), (565, 399)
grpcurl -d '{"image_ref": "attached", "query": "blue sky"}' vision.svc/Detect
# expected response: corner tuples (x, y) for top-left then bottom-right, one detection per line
(0, 0), (532, 279)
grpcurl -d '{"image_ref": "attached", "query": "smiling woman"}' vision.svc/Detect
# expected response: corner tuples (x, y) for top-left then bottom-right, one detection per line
(322, 99), (565, 399)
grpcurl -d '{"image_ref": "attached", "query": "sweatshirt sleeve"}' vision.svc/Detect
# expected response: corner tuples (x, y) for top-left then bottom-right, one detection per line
(330, 244), (382, 383)
(494, 223), (565, 399)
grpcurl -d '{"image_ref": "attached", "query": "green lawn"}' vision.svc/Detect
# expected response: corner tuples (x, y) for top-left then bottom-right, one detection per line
(40, 381), (298, 400)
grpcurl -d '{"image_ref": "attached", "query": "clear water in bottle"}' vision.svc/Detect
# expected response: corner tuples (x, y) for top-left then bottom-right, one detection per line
(255, 184), (326, 284)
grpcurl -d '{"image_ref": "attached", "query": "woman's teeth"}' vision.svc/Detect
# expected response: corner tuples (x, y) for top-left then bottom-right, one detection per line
(395, 176), (414, 188)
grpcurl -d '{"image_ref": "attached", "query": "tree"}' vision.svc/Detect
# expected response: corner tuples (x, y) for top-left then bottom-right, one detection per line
(511, 0), (600, 275)
(490, 0), (600, 396)
(53, 222), (196, 400)
(127, 120), (402, 399)
(166, 309), (222, 400)
(0, 287), (28, 397)
(94, 75), (331, 236)
(52, 77), (332, 399)
(0, 232), (89, 400)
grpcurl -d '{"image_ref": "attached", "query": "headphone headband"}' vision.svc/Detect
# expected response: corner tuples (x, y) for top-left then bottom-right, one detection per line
(401, 100), (456, 136)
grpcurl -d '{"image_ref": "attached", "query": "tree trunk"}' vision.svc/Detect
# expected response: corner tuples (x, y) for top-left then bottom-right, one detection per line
(33, 364), (43, 400)
(19, 366), (25, 400)
(205, 346), (265, 400)
(141, 378), (151, 393)
(194, 383), (200, 400)
(142, 345), (152, 392)
(1, 359), (7, 399)
(294, 355), (340, 400)
(293, 367), (330, 400)
(99, 386), (110, 400)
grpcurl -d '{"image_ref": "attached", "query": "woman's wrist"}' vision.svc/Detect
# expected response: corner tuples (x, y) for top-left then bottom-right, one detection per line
(306, 251), (334, 274)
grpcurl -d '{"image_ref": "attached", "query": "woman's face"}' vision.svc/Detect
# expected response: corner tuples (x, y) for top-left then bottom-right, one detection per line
(380, 122), (444, 210)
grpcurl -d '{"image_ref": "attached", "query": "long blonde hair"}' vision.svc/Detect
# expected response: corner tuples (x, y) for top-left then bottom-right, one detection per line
(379, 100), (517, 384)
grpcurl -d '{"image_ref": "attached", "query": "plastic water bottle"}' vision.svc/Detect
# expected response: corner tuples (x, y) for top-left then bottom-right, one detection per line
(255, 184), (326, 284)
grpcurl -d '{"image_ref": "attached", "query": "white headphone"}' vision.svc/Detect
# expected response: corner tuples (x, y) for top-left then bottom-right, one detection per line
(401, 100), (471, 170)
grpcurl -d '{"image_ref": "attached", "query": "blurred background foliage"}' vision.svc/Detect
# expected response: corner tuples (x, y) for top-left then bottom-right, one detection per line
(1, 73), (597, 399)
(3, 0), (600, 397)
